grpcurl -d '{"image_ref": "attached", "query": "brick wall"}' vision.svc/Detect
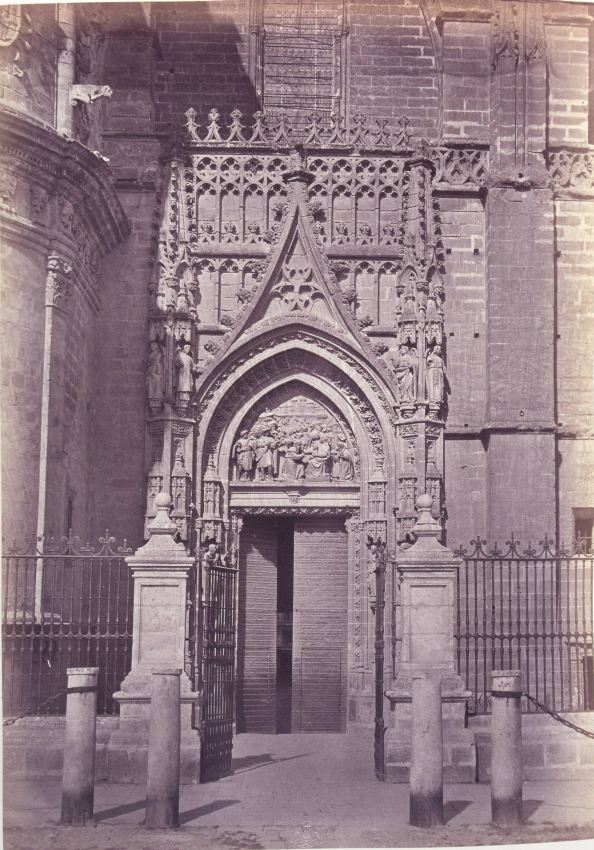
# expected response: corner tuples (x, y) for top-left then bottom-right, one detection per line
(445, 437), (487, 549)
(292, 517), (348, 732)
(555, 198), (594, 545)
(153, 0), (256, 132)
(487, 188), (555, 425)
(236, 516), (278, 733)
(442, 21), (490, 141)
(487, 432), (556, 542)
(546, 22), (590, 147)
(90, 190), (152, 547)
(349, 0), (439, 137)
(441, 196), (487, 427)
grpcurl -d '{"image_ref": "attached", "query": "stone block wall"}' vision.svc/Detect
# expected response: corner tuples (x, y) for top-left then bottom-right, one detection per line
(471, 711), (594, 782)
(0, 239), (46, 543)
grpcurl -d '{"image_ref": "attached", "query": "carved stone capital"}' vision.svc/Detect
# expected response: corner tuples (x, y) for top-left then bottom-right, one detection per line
(45, 255), (73, 308)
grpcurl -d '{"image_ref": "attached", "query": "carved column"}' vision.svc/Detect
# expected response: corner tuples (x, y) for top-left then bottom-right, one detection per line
(56, 3), (76, 136)
(146, 156), (199, 546)
(109, 493), (200, 784)
(384, 495), (476, 782)
(34, 255), (73, 611)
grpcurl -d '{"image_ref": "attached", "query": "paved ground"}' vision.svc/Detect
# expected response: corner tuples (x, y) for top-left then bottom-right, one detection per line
(4, 729), (594, 849)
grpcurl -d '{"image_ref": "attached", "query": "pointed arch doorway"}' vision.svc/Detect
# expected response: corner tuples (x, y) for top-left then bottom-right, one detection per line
(236, 510), (351, 734)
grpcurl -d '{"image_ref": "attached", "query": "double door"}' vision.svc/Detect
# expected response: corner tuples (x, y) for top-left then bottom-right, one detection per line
(237, 515), (348, 733)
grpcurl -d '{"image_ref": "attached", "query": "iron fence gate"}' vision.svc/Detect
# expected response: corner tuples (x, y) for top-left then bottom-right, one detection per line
(2, 534), (133, 718)
(455, 537), (593, 715)
(198, 550), (238, 782)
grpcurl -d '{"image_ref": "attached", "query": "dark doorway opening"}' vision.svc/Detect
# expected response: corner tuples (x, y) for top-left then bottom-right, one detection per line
(275, 518), (294, 732)
(236, 514), (347, 734)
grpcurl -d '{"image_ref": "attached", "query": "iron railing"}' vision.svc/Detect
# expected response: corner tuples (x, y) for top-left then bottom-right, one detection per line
(454, 536), (593, 715)
(2, 533), (133, 718)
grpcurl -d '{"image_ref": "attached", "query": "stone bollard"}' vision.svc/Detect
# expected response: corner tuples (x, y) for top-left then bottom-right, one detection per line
(409, 673), (444, 827)
(491, 669), (523, 827)
(61, 667), (98, 826)
(145, 669), (181, 829)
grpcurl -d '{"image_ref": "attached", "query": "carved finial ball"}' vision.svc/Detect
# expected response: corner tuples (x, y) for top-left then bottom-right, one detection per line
(155, 492), (172, 509)
(417, 493), (433, 510)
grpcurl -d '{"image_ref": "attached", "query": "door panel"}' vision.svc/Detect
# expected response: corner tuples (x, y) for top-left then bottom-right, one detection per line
(236, 517), (277, 732)
(292, 517), (348, 732)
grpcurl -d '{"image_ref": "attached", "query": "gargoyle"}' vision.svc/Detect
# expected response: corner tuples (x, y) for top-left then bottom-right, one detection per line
(70, 84), (113, 106)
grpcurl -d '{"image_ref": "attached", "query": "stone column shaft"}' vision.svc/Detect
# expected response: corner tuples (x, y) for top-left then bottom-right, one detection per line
(146, 669), (181, 829)
(491, 669), (523, 827)
(61, 667), (98, 826)
(409, 674), (444, 827)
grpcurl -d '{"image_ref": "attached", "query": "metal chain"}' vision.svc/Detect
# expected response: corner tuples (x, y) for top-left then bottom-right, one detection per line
(523, 691), (594, 740)
(2, 689), (68, 727)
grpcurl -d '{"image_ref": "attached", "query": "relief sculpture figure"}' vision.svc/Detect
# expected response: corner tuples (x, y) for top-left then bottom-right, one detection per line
(426, 344), (447, 404)
(255, 431), (277, 480)
(233, 430), (255, 480)
(333, 435), (354, 481)
(304, 430), (332, 479)
(279, 439), (306, 480)
(393, 345), (417, 404)
(231, 401), (358, 483)
(146, 339), (165, 412)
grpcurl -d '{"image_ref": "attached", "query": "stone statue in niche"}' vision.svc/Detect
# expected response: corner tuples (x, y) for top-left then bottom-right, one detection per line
(174, 340), (200, 412)
(230, 397), (358, 483)
(426, 345), (447, 404)
(233, 430), (255, 480)
(392, 345), (417, 404)
(146, 338), (165, 413)
(203, 480), (217, 516)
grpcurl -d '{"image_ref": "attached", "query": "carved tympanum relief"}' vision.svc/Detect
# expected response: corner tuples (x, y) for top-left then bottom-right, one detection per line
(231, 392), (358, 484)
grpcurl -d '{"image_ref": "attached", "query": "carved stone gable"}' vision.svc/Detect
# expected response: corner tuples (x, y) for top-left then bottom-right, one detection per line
(146, 109), (449, 552)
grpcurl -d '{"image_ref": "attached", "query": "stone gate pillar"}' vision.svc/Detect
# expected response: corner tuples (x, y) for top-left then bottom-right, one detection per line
(385, 494), (476, 782)
(107, 493), (201, 783)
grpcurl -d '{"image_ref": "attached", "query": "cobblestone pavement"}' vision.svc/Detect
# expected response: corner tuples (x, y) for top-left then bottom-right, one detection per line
(5, 730), (594, 849)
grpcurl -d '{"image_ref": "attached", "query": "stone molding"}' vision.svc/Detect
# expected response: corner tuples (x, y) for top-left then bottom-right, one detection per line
(0, 105), (130, 310)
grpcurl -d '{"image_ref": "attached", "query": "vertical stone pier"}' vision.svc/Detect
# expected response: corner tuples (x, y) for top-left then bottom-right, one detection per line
(385, 494), (476, 782)
(107, 493), (201, 783)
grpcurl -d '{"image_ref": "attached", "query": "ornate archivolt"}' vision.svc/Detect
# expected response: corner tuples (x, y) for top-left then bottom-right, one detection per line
(145, 109), (449, 551)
